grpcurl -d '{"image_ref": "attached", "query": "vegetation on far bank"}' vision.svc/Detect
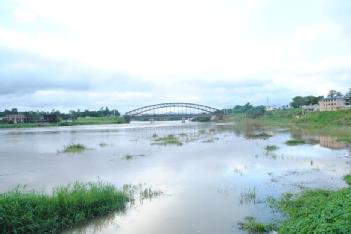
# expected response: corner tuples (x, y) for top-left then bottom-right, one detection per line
(226, 108), (351, 143)
(226, 105), (351, 128)
(240, 175), (351, 233)
(0, 182), (129, 234)
(0, 116), (128, 129)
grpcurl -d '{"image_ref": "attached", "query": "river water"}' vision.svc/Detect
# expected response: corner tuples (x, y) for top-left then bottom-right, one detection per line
(0, 121), (350, 233)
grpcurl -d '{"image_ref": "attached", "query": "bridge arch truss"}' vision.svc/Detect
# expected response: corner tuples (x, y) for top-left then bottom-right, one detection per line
(124, 103), (222, 119)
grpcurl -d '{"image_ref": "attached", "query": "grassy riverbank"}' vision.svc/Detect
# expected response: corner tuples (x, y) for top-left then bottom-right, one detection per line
(0, 116), (128, 129)
(228, 109), (351, 127)
(227, 109), (351, 143)
(241, 175), (351, 233)
(0, 182), (129, 234)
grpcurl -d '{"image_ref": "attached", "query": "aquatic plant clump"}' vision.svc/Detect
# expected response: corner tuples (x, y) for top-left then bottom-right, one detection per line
(285, 139), (305, 146)
(62, 144), (87, 153)
(0, 182), (129, 234)
(240, 188), (256, 205)
(122, 154), (145, 160)
(238, 216), (276, 233)
(245, 132), (272, 140)
(152, 135), (183, 146)
(265, 145), (279, 151)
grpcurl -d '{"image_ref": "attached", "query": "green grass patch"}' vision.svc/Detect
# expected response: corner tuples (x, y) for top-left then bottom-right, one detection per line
(277, 187), (351, 233)
(294, 109), (351, 127)
(265, 145), (279, 151)
(152, 135), (183, 146)
(241, 174), (351, 233)
(285, 139), (305, 146)
(344, 175), (351, 186)
(0, 182), (129, 234)
(62, 144), (87, 153)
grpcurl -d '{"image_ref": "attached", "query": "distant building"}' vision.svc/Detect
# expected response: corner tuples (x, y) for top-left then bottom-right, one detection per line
(266, 105), (278, 111)
(4, 114), (26, 123)
(319, 97), (345, 111)
(345, 88), (351, 106)
(302, 104), (319, 112)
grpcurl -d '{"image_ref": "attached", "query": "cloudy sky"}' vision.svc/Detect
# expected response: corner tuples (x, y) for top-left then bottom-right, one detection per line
(1, 0), (351, 113)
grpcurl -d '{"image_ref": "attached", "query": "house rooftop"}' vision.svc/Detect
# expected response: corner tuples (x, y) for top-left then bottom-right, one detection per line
(322, 97), (345, 100)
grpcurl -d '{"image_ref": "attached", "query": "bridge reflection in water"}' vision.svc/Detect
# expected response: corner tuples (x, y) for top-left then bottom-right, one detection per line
(124, 103), (223, 121)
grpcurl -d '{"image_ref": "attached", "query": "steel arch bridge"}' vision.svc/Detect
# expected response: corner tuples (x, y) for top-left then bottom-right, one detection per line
(124, 103), (223, 120)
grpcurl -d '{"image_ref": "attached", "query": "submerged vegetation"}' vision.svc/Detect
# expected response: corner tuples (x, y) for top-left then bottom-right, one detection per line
(239, 174), (351, 233)
(265, 145), (278, 151)
(62, 144), (87, 153)
(0, 182), (129, 234)
(152, 135), (183, 146)
(99, 143), (108, 147)
(285, 139), (305, 146)
(240, 188), (256, 205)
(122, 154), (145, 160)
(245, 132), (272, 140)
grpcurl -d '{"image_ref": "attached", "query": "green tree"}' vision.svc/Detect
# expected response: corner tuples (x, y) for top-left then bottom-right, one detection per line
(327, 90), (343, 98)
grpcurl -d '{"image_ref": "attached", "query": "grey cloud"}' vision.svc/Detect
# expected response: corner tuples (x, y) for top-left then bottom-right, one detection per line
(0, 49), (152, 95)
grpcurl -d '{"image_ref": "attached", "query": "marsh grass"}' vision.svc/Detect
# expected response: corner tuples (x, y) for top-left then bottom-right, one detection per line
(122, 184), (163, 203)
(241, 174), (351, 233)
(140, 188), (163, 200)
(285, 139), (305, 146)
(238, 216), (276, 233)
(152, 135), (183, 146)
(246, 132), (272, 140)
(240, 188), (256, 205)
(62, 144), (87, 153)
(0, 182), (128, 234)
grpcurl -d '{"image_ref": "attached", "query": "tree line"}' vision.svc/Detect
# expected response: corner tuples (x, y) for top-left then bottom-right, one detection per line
(0, 107), (121, 123)
(223, 103), (266, 118)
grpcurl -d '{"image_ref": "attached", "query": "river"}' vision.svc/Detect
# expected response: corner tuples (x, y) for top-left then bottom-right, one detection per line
(0, 121), (350, 233)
